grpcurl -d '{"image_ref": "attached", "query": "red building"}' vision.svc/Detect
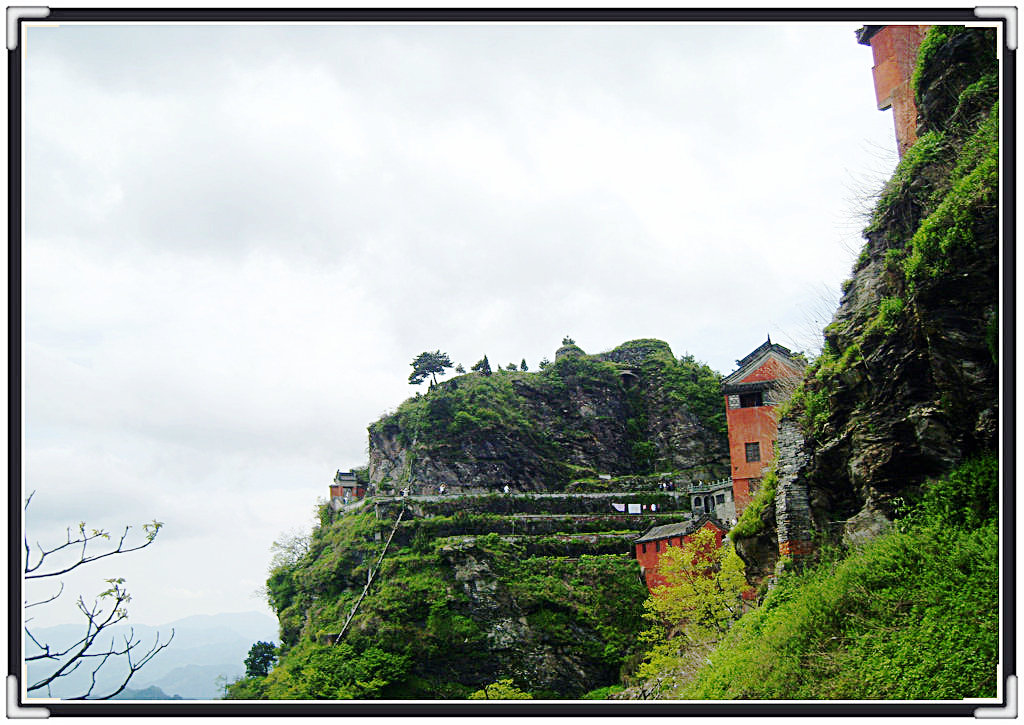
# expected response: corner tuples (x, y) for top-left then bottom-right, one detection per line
(721, 339), (804, 516)
(329, 470), (366, 502)
(856, 25), (931, 158)
(633, 516), (727, 591)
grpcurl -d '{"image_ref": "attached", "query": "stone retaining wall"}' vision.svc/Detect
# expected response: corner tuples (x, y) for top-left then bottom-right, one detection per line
(774, 418), (815, 561)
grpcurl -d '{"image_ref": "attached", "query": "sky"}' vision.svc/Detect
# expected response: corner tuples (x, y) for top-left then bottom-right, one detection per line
(18, 19), (902, 629)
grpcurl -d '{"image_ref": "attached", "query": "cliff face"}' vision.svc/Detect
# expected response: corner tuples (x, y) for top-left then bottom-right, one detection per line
(741, 26), (999, 578)
(241, 340), (733, 700)
(253, 490), (697, 699)
(368, 339), (730, 493)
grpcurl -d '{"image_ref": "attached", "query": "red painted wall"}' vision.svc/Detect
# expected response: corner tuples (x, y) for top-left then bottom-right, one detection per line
(635, 521), (725, 591)
(866, 25), (930, 157)
(725, 405), (777, 480)
(330, 484), (366, 500)
(740, 357), (794, 384)
(725, 356), (802, 516)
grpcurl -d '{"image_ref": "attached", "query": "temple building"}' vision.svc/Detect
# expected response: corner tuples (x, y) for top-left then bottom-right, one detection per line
(856, 25), (932, 157)
(329, 469), (366, 506)
(721, 338), (805, 517)
(689, 477), (737, 526)
(633, 515), (728, 591)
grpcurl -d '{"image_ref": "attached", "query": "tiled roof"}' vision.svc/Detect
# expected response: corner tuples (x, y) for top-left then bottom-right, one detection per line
(721, 340), (804, 386)
(634, 514), (727, 543)
(856, 25), (884, 45)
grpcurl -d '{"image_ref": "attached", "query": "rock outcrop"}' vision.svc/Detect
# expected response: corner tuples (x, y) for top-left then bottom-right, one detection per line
(738, 26), (999, 583)
(368, 339), (730, 494)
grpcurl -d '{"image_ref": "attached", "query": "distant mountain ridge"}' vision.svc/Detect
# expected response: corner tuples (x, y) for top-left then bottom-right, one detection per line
(25, 610), (277, 700)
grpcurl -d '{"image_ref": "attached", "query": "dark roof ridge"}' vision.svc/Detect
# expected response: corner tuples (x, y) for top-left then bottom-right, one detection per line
(634, 513), (728, 543)
(734, 338), (795, 371)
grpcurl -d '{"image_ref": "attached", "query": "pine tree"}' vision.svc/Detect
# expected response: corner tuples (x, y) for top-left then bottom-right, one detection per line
(471, 355), (492, 376)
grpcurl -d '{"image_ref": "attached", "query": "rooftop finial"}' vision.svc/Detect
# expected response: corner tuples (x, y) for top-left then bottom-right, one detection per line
(767, 333), (771, 345)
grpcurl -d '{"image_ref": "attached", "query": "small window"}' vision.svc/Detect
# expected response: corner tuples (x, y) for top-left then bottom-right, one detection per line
(745, 442), (761, 462)
(641, 543), (647, 554)
(739, 391), (763, 408)
(655, 541), (660, 552)
(716, 494), (725, 504)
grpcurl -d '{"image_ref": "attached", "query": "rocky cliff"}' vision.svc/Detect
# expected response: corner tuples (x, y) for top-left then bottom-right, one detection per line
(230, 339), (734, 700)
(368, 339), (730, 494)
(737, 26), (999, 579)
(243, 491), (696, 699)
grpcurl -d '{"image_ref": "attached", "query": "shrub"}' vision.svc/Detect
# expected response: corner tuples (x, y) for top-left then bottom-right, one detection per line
(677, 455), (999, 700)
(730, 468), (778, 539)
(865, 296), (905, 337)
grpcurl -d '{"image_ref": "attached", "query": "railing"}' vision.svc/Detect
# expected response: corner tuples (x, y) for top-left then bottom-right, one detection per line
(685, 477), (733, 493)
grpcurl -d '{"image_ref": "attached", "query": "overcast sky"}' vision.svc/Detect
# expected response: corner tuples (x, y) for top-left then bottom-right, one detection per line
(20, 20), (900, 629)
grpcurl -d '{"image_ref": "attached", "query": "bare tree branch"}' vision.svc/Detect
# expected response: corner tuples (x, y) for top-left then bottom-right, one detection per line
(25, 521), (163, 580)
(25, 581), (64, 609)
(22, 495), (171, 699)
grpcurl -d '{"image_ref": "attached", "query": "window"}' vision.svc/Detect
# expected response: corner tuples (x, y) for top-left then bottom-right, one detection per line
(716, 494), (725, 504)
(739, 391), (763, 407)
(655, 541), (660, 552)
(642, 543), (647, 554)
(745, 442), (761, 462)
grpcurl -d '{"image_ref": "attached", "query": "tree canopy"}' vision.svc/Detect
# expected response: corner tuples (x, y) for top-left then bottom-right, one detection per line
(244, 641), (278, 678)
(409, 351), (453, 386)
(470, 355), (492, 376)
(635, 527), (749, 694)
(468, 678), (533, 699)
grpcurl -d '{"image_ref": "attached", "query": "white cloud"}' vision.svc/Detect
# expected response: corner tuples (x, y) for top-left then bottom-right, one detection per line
(20, 19), (898, 627)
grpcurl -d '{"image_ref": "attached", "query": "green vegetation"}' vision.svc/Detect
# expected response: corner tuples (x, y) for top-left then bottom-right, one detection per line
(471, 355), (492, 376)
(409, 350), (454, 386)
(864, 296), (906, 338)
(581, 684), (625, 699)
(729, 467), (778, 539)
(244, 641), (278, 678)
(370, 338), (726, 485)
(675, 455), (998, 700)
(636, 528), (750, 696)
(227, 500), (649, 699)
(902, 121), (997, 287)
(911, 25), (971, 100)
(867, 130), (946, 237)
(469, 679), (533, 699)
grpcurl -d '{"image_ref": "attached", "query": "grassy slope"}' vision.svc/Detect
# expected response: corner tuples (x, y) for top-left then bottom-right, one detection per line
(229, 514), (648, 699)
(678, 455), (998, 700)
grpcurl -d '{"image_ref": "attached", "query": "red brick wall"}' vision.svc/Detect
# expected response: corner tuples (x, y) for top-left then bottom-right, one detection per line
(329, 484), (367, 500)
(725, 356), (803, 517)
(725, 403), (778, 481)
(636, 521), (726, 592)
(778, 539), (815, 557)
(867, 25), (931, 157)
(740, 357), (794, 384)
(732, 477), (754, 513)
